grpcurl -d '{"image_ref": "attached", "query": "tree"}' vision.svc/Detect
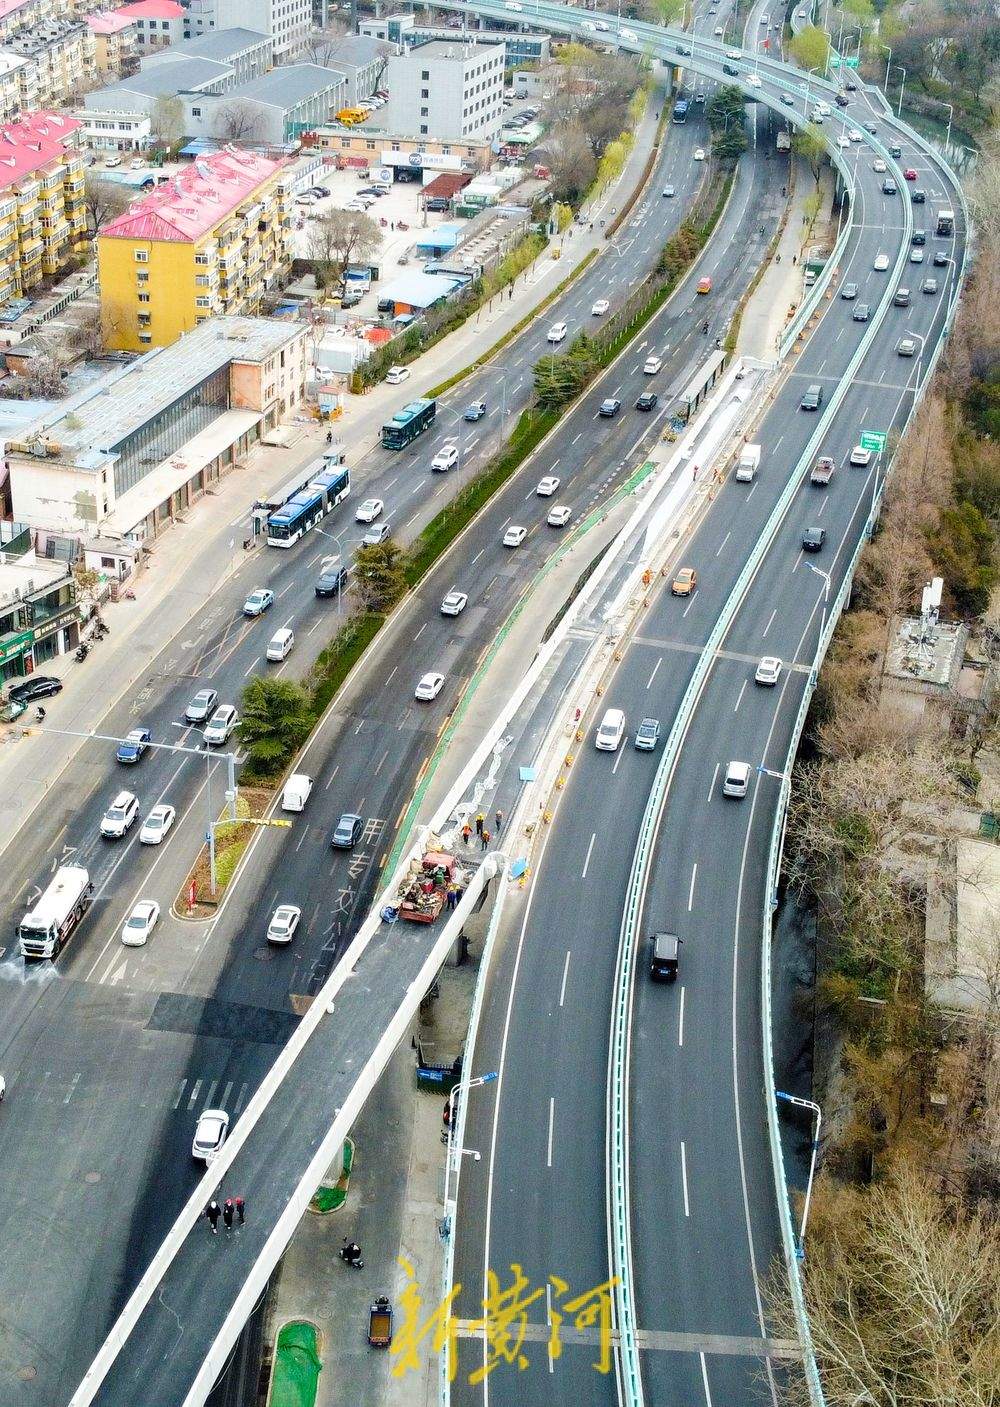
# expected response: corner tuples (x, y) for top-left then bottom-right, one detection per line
(546, 48), (645, 160)
(299, 23), (348, 63)
(767, 1167), (1000, 1407)
(84, 173), (131, 239)
(925, 500), (998, 617)
(706, 85), (747, 133)
(788, 24), (831, 73)
(307, 208), (382, 290)
(237, 676), (314, 776)
(69, 308), (106, 358)
(793, 123), (827, 183)
(538, 121), (597, 204)
(150, 95), (185, 152)
(213, 101), (264, 145)
(350, 540), (406, 614)
(712, 127), (748, 162)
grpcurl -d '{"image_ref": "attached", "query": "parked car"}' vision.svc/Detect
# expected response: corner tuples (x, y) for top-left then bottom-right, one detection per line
(192, 1109), (229, 1163)
(7, 675), (61, 703)
(385, 366), (410, 385)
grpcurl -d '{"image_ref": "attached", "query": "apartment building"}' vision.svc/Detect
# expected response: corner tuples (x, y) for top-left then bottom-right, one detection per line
(115, 0), (184, 52)
(383, 40), (505, 142)
(214, 0), (309, 62)
(0, 50), (31, 122)
(0, 109), (87, 304)
(2, 17), (97, 108)
(0, 0), (58, 46)
(85, 11), (139, 79)
(97, 146), (291, 351)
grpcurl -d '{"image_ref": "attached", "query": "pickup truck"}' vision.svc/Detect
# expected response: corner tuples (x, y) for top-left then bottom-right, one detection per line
(810, 456), (835, 486)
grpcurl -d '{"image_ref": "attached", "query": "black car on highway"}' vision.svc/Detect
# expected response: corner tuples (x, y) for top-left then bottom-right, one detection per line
(636, 392), (658, 411)
(315, 564), (349, 597)
(802, 527), (826, 553)
(599, 397), (622, 417)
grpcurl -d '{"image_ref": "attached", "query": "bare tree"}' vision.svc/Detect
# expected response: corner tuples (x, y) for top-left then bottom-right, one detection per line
(69, 308), (106, 359)
(307, 208), (382, 290)
(150, 95), (185, 151)
(767, 1166), (1000, 1407)
(213, 101), (264, 145)
(537, 121), (597, 204)
(299, 23), (348, 64)
(545, 47), (645, 160)
(84, 173), (132, 239)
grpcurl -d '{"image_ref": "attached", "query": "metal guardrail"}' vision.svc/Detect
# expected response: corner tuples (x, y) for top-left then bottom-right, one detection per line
(440, 860), (509, 1405)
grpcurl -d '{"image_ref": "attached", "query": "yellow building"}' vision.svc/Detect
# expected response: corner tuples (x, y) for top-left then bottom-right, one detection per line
(0, 108), (87, 303)
(98, 147), (292, 352)
(84, 10), (138, 79)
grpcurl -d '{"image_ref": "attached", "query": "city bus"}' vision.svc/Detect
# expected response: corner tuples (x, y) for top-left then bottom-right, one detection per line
(672, 99), (689, 124)
(264, 463), (351, 547)
(381, 398), (437, 450)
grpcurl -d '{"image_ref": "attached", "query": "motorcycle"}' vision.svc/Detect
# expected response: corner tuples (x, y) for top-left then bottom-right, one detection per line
(75, 643), (89, 662)
(340, 1240), (364, 1269)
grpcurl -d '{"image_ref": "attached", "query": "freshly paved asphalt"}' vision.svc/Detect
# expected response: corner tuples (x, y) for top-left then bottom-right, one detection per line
(450, 8), (966, 1407)
(0, 62), (778, 1407)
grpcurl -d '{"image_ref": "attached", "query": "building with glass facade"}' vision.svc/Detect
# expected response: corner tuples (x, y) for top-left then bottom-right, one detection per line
(5, 315), (309, 543)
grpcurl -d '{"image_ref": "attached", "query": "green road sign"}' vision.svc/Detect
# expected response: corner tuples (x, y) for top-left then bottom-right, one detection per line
(860, 431), (887, 452)
(843, 55), (860, 68)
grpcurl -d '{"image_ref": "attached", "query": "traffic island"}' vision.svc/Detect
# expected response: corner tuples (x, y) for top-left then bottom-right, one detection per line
(309, 1139), (355, 1215)
(266, 1321), (322, 1407)
(174, 787), (273, 918)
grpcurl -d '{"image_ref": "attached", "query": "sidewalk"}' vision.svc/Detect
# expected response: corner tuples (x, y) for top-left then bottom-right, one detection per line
(737, 159), (835, 360)
(0, 93), (665, 856)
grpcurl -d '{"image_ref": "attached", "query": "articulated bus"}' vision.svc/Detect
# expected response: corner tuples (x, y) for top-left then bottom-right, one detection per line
(672, 99), (689, 124)
(254, 453), (350, 547)
(381, 397), (437, 450)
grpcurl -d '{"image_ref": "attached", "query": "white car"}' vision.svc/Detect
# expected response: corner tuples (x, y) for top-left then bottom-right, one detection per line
(643, 355), (663, 375)
(100, 790), (139, 839)
(503, 525), (527, 547)
(140, 804), (176, 845)
(547, 505), (572, 528)
(873, 252), (890, 271)
(591, 299), (610, 316)
(722, 760), (751, 798)
(385, 365), (410, 384)
(595, 708), (626, 752)
(693, 148), (706, 161)
(662, 185), (675, 197)
(848, 128), (863, 143)
(431, 444), (460, 472)
(203, 705), (238, 746)
(909, 247), (924, 263)
(104, 154), (122, 168)
(192, 1108), (229, 1163)
(726, 48), (741, 59)
(267, 904), (301, 945)
(355, 497), (384, 523)
(536, 476), (560, 497)
(620, 26), (637, 40)
(364, 522), (391, 546)
(546, 321), (568, 343)
(746, 73), (762, 88)
(415, 671), (445, 701)
(342, 200), (368, 213)
(755, 656), (782, 686)
(121, 899), (160, 947)
(837, 135), (851, 148)
(850, 445), (872, 466)
(713, 24), (723, 34)
(873, 157), (886, 173)
(440, 590), (468, 616)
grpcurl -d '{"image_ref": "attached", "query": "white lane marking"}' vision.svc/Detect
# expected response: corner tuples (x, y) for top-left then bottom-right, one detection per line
(746, 482), (757, 503)
(546, 1097), (555, 1168)
(700, 1351), (713, 1405)
(559, 949), (571, 1007)
(385, 665), (398, 686)
(63, 1073), (81, 1104)
(715, 531), (731, 557)
(414, 622), (427, 641)
(734, 680), (747, 713)
(646, 657), (662, 689)
(243, 655), (260, 677)
(581, 832), (596, 879)
(612, 744), (626, 775)
(708, 763), (719, 801)
(681, 1141), (690, 1218)
(546, 1283), (555, 1373)
(688, 863), (697, 911)
(762, 608), (777, 638)
(678, 986), (685, 1048)
(187, 1078), (202, 1110)
(324, 764), (339, 791)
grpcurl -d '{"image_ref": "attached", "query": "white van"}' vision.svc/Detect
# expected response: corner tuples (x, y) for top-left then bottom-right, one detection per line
(595, 708), (626, 752)
(266, 627), (294, 662)
(281, 773), (313, 812)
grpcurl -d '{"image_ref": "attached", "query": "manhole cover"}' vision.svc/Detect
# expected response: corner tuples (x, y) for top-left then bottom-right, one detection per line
(253, 947), (276, 962)
(17, 1366), (37, 1381)
(84, 1172), (101, 1184)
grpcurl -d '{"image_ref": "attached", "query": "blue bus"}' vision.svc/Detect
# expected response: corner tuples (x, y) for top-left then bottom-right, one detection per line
(266, 464), (350, 547)
(673, 99), (689, 124)
(381, 398), (436, 450)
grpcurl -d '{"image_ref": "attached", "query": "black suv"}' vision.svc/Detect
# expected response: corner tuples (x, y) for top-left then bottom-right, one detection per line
(7, 675), (62, 703)
(315, 565), (349, 597)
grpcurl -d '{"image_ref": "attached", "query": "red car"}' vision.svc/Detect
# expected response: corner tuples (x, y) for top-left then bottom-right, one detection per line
(903, 167), (918, 181)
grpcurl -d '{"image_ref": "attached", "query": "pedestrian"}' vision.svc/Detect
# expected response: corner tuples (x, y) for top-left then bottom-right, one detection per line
(775, 253), (781, 263)
(390, 220), (395, 231)
(494, 809), (504, 834)
(205, 1201), (221, 1235)
(792, 254), (797, 266)
(461, 822), (472, 846)
(223, 1198), (234, 1231)
(480, 828), (491, 851)
(475, 812), (485, 837)
(447, 884), (459, 911)
(235, 1196), (245, 1225)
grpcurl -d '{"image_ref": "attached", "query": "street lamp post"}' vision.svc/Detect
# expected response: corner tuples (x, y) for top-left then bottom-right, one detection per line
(315, 525), (348, 613)
(877, 41), (891, 93)
(437, 403), (468, 476)
(807, 562), (831, 683)
(803, 65), (821, 108)
(941, 100), (954, 150)
(775, 1091), (822, 1256)
(895, 64), (907, 117)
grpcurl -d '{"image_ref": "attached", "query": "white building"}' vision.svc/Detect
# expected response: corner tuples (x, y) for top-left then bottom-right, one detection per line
(214, 0), (310, 62)
(383, 39), (505, 143)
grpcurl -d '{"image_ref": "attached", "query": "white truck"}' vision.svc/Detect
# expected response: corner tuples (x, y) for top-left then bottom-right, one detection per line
(18, 865), (93, 960)
(735, 443), (762, 482)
